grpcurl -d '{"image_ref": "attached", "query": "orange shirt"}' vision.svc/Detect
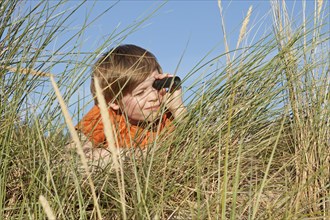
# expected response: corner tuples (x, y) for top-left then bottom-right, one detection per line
(76, 105), (173, 149)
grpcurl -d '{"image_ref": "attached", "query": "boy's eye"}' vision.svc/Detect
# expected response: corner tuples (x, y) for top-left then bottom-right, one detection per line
(134, 90), (144, 96)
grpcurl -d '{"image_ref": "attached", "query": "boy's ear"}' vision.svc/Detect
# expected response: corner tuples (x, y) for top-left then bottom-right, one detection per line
(109, 102), (120, 111)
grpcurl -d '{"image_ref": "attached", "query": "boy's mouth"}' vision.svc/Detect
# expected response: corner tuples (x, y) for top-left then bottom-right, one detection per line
(145, 105), (160, 111)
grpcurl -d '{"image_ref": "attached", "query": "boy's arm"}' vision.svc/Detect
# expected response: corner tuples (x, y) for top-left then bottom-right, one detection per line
(153, 73), (187, 120)
(65, 134), (112, 165)
(65, 133), (94, 153)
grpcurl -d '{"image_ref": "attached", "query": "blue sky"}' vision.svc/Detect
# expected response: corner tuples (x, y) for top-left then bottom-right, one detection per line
(62, 0), (318, 76)
(26, 0), (326, 117)
(63, 1), (268, 75)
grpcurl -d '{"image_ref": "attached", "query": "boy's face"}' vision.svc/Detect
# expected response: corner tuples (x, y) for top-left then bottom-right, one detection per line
(111, 70), (167, 124)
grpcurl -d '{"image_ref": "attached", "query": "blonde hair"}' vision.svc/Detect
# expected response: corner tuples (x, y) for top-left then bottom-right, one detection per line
(91, 44), (162, 105)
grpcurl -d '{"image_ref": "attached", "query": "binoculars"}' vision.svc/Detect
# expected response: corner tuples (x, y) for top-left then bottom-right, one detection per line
(152, 76), (181, 90)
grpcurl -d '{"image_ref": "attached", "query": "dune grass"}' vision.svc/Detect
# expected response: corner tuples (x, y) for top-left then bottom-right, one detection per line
(1, 0), (329, 219)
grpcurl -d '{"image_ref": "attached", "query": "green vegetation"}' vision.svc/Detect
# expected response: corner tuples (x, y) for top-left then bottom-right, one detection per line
(1, 0), (329, 219)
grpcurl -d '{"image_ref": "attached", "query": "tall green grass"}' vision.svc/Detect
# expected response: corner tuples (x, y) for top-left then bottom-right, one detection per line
(1, 0), (329, 219)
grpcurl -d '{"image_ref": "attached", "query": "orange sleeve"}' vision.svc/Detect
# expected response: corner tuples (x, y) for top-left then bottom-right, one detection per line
(76, 106), (106, 147)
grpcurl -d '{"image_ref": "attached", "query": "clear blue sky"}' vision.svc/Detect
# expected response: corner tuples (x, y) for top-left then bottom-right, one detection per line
(61, 0), (317, 76)
(27, 1), (324, 116)
(62, 1), (268, 75)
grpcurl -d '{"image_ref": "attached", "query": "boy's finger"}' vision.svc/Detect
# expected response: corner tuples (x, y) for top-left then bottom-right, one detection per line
(154, 73), (173, 80)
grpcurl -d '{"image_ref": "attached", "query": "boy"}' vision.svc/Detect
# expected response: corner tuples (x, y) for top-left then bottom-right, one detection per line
(75, 44), (186, 163)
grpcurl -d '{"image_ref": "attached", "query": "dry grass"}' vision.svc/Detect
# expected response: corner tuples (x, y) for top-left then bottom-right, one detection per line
(39, 195), (56, 220)
(1, 0), (329, 219)
(94, 77), (126, 219)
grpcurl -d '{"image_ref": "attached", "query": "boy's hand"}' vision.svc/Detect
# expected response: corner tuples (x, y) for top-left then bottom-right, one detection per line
(165, 85), (186, 118)
(154, 74), (187, 119)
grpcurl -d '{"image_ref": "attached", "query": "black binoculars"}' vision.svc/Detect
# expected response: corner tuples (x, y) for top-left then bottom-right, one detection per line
(152, 76), (181, 90)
